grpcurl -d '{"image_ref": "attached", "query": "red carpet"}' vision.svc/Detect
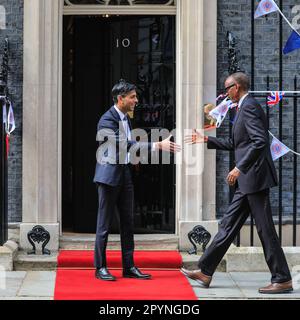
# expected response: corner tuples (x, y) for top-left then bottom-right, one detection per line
(54, 250), (197, 300)
(57, 250), (182, 269)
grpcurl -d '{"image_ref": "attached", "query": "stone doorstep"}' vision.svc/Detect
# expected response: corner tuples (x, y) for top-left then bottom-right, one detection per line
(14, 251), (58, 271)
(11, 246), (300, 272)
(181, 252), (226, 272)
(0, 241), (19, 271)
(59, 234), (179, 251)
(13, 250), (226, 272)
(14, 234), (179, 271)
(182, 246), (300, 273)
(226, 246), (300, 272)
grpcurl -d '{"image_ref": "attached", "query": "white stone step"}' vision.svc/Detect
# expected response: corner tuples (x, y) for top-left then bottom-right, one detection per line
(59, 233), (179, 250)
(15, 241), (299, 273)
(13, 234), (179, 270)
(181, 252), (226, 272)
(14, 251), (58, 271)
(226, 245), (300, 272)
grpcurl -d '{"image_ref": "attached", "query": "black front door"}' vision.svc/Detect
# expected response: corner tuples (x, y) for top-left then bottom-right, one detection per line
(62, 15), (176, 234)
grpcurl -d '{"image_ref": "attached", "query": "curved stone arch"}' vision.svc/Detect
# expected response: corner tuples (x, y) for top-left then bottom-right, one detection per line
(0, 5), (6, 30)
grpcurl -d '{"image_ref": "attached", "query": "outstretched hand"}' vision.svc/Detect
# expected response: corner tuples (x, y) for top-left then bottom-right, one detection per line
(184, 129), (208, 144)
(156, 135), (181, 153)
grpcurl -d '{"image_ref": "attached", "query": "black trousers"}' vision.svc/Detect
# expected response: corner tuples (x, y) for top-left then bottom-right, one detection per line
(198, 188), (292, 283)
(94, 180), (134, 269)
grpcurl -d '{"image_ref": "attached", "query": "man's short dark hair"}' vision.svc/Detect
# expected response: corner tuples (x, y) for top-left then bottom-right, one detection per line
(112, 79), (136, 104)
(228, 72), (250, 91)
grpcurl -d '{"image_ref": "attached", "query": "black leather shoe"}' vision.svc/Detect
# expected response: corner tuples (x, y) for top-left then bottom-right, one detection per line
(95, 267), (116, 281)
(123, 266), (151, 279)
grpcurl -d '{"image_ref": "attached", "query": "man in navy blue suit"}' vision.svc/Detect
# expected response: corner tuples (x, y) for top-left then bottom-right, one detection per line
(94, 79), (180, 281)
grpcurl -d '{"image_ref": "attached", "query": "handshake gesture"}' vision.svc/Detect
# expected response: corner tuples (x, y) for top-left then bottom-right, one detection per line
(184, 129), (208, 144)
(184, 129), (240, 186)
(154, 129), (207, 152)
(154, 129), (207, 153)
(155, 135), (182, 153)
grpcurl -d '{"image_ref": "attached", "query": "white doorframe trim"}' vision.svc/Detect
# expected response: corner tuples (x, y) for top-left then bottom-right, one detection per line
(58, 0), (64, 236)
(59, 2), (179, 236)
(63, 5), (176, 15)
(175, 0), (181, 237)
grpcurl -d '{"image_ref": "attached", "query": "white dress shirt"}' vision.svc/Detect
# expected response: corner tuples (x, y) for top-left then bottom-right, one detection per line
(114, 105), (131, 140)
(238, 93), (249, 110)
(113, 105), (156, 164)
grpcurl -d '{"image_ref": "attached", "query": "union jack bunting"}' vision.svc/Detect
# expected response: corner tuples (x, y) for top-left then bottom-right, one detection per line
(254, 0), (278, 19)
(267, 91), (285, 107)
(270, 135), (290, 161)
(209, 97), (236, 128)
(1, 98), (16, 158)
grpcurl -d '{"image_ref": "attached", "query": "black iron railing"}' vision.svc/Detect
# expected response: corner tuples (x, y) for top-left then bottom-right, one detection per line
(228, 78), (300, 248)
(0, 37), (9, 246)
(246, 78), (300, 247)
(225, 0), (299, 247)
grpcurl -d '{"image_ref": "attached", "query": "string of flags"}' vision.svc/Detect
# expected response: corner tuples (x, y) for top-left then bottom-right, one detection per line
(207, 2), (299, 159)
(254, 0), (300, 55)
(208, 93), (299, 162)
(209, 90), (285, 128)
(0, 95), (16, 158)
(209, 97), (237, 128)
(267, 91), (285, 107)
(269, 131), (300, 161)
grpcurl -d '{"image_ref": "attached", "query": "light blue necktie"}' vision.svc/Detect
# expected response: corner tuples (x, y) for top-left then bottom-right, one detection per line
(122, 116), (131, 163)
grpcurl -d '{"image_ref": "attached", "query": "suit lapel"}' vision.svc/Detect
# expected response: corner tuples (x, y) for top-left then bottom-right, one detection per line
(232, 108), (241, 132)
(232, 95), (250, 132)
(110, 105), (122, 122)
(109, 106), (132, 138)
(111, 105), (127, 130)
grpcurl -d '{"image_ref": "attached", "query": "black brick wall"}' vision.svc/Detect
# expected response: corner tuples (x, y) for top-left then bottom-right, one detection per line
(216, 0), (300, 219)
(0, 0), (23, 222)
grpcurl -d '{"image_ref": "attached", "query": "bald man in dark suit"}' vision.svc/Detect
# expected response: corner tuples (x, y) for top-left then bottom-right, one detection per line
(182, 72), (292, 294)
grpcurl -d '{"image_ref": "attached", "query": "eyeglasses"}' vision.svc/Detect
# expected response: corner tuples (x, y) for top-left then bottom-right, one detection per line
(224, 83), (236, 92)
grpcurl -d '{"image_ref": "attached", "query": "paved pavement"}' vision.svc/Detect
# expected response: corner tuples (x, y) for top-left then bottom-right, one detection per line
(187, 272), (300, 300)
(0, 271), (300, 300)
(0, 271), (55, 300)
